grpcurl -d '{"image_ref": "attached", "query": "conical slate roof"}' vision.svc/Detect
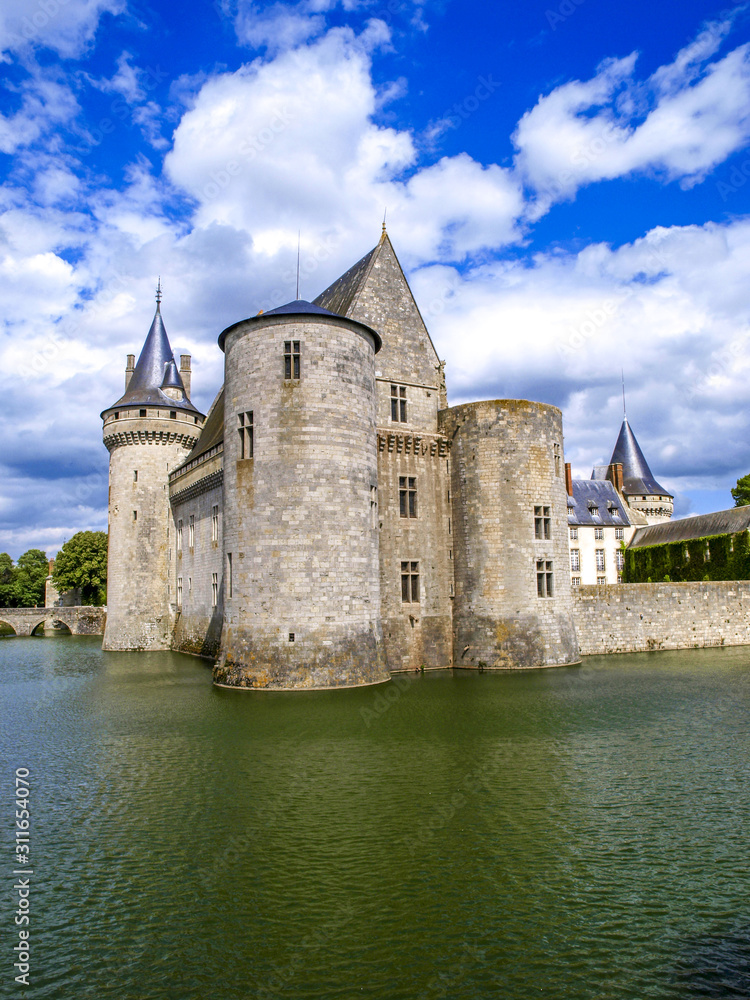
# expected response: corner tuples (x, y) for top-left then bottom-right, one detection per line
(107, 304), (201, 415)
(604, 418), (672, 497)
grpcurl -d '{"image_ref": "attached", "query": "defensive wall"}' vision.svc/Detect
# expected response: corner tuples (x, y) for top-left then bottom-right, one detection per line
(0, 607), (107, 637)
(573, 582), (750, 655)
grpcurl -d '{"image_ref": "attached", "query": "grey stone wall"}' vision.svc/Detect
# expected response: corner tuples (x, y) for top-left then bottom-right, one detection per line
(440, 400), (579, 669)
(102, 409), (199, 650)
(573, 581), (750, 654)
(217, 312), (389, 690)
(377, 431), (454, 671)
(170, 461), (224, 661)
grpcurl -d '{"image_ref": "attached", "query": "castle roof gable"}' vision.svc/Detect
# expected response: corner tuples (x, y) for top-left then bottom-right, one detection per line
(568, 479), (632, 527)
(314, 232), (441, 387)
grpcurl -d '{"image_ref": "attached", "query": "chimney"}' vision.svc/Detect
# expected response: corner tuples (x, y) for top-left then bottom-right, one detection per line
(48, 558), (54, 575)
(125, 354), (135, 390)
(180, 354), (191, 398)
(608, 462), (624, 493)
(565, 462), (573, 496)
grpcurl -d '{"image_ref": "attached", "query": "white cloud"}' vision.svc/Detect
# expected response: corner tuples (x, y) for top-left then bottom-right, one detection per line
(0, 0), (125, 60)
(515, 22), (750, 213)
(165, 28), (522, 264)
(414, 217), (750, 498)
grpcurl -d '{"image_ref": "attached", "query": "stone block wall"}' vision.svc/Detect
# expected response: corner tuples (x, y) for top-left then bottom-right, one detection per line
(170, 461), (224, 660)
(377, 430), (453, 671)
(573, 581), (750, 654)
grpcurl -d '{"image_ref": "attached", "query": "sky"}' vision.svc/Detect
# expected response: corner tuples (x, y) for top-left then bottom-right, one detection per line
(2, 0), (750, 559)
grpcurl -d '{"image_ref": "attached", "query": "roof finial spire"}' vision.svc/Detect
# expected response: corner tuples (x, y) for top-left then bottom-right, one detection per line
(296, 231), (301, 300)
(155, 277), (162, 310)
(382, 207), (387, 239)
(621, 369), (627, 419)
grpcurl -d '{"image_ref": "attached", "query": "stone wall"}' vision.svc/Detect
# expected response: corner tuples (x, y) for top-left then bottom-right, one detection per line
(377, 430), (453, 671)
(170, 460), (224, 661)
(573, 581), (750, 655)
(440, 400), (579, 669)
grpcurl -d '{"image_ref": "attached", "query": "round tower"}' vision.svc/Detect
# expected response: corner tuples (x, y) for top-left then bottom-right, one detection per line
(101, 290), (204, 650)
(215, 300), (389, 690)
(440, 400), (579, 669)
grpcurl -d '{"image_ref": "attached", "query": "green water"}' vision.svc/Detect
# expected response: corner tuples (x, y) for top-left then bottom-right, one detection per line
(2, 636), (750, 1000)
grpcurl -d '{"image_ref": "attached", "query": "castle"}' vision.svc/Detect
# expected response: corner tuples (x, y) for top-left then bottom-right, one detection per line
(101, 231), (672, 689)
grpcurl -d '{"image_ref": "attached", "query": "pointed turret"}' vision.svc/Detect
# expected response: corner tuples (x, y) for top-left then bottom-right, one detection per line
(594, 417), (673, 523)
(105, 291), (200, 415)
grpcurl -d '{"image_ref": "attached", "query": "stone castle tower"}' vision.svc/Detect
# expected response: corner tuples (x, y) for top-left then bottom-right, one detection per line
(102, 233), (579, 683)
(101, 288), (205, 650)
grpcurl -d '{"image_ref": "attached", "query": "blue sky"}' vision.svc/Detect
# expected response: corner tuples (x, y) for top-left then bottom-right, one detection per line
(2, 0), (750, 557)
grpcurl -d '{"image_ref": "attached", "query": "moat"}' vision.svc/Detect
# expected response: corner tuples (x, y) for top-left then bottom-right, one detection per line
(2, 636), (750, 1000)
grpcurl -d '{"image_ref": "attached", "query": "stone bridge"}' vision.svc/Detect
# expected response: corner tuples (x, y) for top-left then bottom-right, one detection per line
(0, 606), (107, 637)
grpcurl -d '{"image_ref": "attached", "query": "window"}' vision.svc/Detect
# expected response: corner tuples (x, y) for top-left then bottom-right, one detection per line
(188, 576), (192, 593)
(238, 411), (253, 459)
(133, 510), (137, 521)
(390, 384), (407, 422)
(170, 411), (176, 419)
(370, 486), (378, 529)
(571, 577), (581, 587)
(554, 443), (561, 477)
(616, 550), (624, 571)
(594, 527), (604, 540)
(536, 559), (553, 597)
(212, 505), (219, 542)
(570, 549), (580, 572)
(133, 470), (138, 482)
(177, 519), (183, 552)
(140, 409), (147, 417)
(597, 576), (606, 585)
(534, 505), (551, 539)
(284, 341), (300, 380)
(569, 527), (578, 540)
(227, 553), (233, 598)
(177, 577), (183, 607)
(615, 527), (624, 540)
(401, 561), (419, 603)
(399, 477), (417, 518)
(211, 572), (218, 608)
(188, 514), (195, 549)
(595, 549), (605, 571)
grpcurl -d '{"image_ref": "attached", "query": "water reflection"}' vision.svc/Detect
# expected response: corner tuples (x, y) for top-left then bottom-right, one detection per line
(1, 638), (749, 1000)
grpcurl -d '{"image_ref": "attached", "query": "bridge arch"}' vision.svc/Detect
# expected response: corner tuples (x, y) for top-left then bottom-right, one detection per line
(30, 618), (73, 636)
(0, 619), (18, 637)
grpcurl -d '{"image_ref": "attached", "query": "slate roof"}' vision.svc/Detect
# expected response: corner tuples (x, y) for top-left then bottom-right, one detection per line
(106, 305), (202, 415)
(313, 244), (379, 316)
(629, 506), (750, 548)
(184, 387), (224, 464)
(264, 299), (340, 318)
(594, 418), (671, 498)
(568, 479), (632, 526)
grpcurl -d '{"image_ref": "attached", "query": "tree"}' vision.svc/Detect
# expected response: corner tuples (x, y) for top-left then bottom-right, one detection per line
(0, 553), (18, 608)
(14, 549), (49, 607)
(53, 531), (107, 606)
(732, 473), (750, 507)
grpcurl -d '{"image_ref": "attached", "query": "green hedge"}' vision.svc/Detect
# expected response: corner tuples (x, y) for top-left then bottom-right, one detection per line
(624, 530), (750, 583)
